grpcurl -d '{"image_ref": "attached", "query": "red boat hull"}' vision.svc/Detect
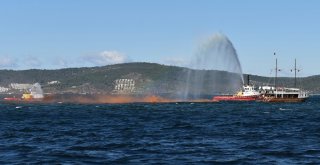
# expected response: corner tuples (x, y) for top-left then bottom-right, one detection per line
(4, 97), (21, 101)
(212, 95), (257, 102)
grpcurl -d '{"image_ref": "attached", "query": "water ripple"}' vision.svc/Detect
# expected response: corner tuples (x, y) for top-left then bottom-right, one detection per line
(0, 97), (320, 164)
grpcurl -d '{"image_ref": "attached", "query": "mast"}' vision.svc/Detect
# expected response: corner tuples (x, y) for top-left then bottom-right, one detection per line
(274, 52), (278, 98)
(294, 59), (297, 87)
(274, 52), (277, 89)
(291, 59), (299, 88)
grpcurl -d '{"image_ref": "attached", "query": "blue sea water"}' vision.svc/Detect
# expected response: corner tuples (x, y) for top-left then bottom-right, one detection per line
(0, 97), (320, 164)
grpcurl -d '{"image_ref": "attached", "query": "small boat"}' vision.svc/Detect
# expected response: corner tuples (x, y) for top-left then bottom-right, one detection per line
(3, 83), (44, 102)
(4, 97), (21, 101)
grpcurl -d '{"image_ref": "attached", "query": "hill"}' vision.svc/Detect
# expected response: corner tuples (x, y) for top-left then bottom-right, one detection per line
(0, 62), (319, 96)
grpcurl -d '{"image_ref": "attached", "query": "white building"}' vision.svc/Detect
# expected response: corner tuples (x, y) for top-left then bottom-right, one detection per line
(48, 81), (60, 85)
(114, 79), (135, 93)
(10, 83), (33, 90)
(0, 86), (9, 93)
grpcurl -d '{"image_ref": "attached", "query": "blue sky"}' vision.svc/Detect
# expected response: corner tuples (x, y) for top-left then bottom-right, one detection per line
(0, 0), (319, 76)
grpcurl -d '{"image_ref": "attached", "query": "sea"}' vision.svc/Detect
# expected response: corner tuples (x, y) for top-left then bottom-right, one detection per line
(1, 96), (320, 164)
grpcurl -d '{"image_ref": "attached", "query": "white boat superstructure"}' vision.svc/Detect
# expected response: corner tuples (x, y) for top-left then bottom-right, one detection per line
(241, 85), (260, 97)
(260, 86), (308, 99)
(257, 55), (309, 102)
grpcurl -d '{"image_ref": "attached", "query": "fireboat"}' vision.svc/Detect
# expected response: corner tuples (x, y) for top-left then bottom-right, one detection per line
(213, 75), (260, 102)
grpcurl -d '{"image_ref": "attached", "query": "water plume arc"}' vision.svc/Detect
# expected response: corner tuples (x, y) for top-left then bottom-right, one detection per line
(184, 33), (244, 99)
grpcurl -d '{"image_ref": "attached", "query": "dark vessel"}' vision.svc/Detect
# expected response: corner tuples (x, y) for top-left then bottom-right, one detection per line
(258, 57), (309, 102)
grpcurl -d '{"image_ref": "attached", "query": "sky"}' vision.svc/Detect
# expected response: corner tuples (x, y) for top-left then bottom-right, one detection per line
(0, 0), (319, 77)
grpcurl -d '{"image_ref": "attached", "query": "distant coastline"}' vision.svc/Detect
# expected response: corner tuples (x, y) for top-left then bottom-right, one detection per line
(0, 62), (319, 96)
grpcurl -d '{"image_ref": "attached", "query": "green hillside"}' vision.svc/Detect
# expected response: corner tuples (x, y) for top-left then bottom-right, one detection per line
(0, 62), (318, 95)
